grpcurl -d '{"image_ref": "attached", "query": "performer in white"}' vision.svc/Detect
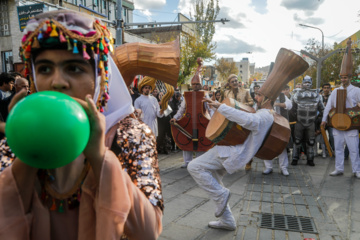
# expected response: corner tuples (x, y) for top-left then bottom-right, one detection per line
(321, 39), (360, 178)
(135, 77), (164, 137)
(263, 91), (292, 176)
(187, 48), (307, 230)
(188, 91), (274, 230)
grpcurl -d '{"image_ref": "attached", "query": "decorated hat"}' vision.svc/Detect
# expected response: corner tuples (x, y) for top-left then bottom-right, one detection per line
(20, 10), (114, 112)
(138, 76), (156, 93)
(227, 74), (238, 82)
(259, 48), (309, 101)
(191, 57), (203, 84)
(339, 38), (353, 77)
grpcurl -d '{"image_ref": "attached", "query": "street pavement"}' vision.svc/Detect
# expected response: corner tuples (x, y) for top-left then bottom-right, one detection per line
(157, 150), (360, 240)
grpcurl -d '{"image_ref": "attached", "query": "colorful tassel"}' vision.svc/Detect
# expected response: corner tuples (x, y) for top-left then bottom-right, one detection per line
(50, 198), (57, 211)
(59, 31), (66, 43)
(109, 44), (113, 52)
(73, 39), (79, 54)
(104, 92), (110, 100)
(25, 42), (31, 52)
(83, 44), (90, 60)
(58, 200), (64, 213)
(46, 22), (52, 34)
(32, 37), (40, 48)
(38, 31), (43, 41)
(50, 23), (58, 37)
(103, 46), (108, 54)
(99, 40), (104, 51)
(96, 41), (100, 54)
(66, 36), (73, 51)
(24, 66), (30, 77)
(21, 35), (27, 43)
(98, 60), (104, 69)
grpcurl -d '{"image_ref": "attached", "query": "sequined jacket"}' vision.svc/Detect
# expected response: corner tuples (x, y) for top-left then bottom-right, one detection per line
(106, 115), (163, 211)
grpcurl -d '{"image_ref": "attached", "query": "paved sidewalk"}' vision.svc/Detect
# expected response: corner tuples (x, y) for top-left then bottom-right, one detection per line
(157, 151), (360, 240)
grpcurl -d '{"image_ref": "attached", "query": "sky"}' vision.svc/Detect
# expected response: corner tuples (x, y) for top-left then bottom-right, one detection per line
(132, 0), (360, 67)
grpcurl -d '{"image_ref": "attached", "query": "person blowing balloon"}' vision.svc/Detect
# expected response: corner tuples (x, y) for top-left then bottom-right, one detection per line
(0, 10), (162, 240)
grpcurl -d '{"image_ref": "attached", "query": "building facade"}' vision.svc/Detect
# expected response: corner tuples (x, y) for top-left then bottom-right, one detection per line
(0, 0), (148, 73)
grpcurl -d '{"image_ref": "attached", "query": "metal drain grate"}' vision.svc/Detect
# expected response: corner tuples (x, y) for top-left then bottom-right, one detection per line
(259, 213), (317, 234)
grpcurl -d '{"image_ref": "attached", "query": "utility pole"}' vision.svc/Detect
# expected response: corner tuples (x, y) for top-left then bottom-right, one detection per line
(116, 0), (123, 45)
(300, 49), (341, 92)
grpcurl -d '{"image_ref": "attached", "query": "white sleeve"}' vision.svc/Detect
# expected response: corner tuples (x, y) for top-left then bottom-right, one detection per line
(284, 96), (292, 110)
(134, 98), (141, 110)
(154, 98), (164, 118)
(217, 104), (263, 131)
(322, 90), (336, 122)
(173, 100), (186, 120)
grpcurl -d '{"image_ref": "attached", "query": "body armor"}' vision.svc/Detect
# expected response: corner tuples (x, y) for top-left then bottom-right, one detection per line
(292, 89), (324, 127)
(291, 89), (324, 165)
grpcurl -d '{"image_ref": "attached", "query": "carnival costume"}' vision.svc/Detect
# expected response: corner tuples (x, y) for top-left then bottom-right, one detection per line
(188, 48), (308, 231)
(291, 76), (324, 166)
(0, 10), (163, 239)
(134, 76), (164, 137)
(322, 39), (360, 177)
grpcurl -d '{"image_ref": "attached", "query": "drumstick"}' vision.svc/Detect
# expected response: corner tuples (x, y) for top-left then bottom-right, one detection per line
(171, 122), (192, 139)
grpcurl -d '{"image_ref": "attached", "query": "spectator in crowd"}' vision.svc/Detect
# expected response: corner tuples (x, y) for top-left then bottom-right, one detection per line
(0, 72), (14, 100)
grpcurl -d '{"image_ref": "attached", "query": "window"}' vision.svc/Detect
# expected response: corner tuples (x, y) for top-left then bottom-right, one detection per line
(240, 65), (242, 68)
(1, 51), (13, 73)
(0, 1), (10, 37)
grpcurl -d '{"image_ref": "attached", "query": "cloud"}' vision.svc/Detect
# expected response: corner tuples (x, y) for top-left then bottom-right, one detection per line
(293, 13), (325, 26)
(133, 0), (166, 10)
(280, 0), (321, 11)
(250, 0), (268, 14)
(218, 6), (247, 29)
(216, 36), (265, 54)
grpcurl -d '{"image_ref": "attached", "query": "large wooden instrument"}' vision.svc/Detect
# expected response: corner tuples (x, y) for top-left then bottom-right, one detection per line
(206, 98), (255, 145)
(205, 48), (307, 160)
(171, 91), (214, 151)
(255, 113), (291, 159)
(328, 89), (360, 131)
(111, 38), (180, 87)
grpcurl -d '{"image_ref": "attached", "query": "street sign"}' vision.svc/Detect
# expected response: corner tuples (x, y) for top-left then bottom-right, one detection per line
(17, 3), (45, 32)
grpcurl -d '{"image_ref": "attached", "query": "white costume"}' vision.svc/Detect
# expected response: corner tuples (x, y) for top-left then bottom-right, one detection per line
(134, 94), (164, 137)
(173, 93), (213, 165)
(322, 84), (360, 173)
(188, 104), (273, 228)
(264, 95), (292, 171)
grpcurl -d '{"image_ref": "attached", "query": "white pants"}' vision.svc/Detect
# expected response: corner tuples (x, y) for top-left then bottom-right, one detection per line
(187, 148), (228, 203)
(183, 151), (205, 164)
(264, 149), (289, 170)
(333, 129), (360, 173)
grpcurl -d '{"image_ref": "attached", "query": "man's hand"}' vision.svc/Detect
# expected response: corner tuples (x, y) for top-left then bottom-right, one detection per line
(8, 88), (28, 112)
(170, 118), (176, 124)
(321, 121), (327, 127)
(74, 95), (106, 185)
(203, 98), (221, 109)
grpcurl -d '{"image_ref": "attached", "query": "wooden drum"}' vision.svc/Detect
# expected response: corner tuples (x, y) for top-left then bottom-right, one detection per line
(255, 113), (291, 160)
(205, 98), (255, 145)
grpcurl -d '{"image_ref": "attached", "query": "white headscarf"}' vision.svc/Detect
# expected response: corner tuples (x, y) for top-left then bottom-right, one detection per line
(103, 57), (134, 133)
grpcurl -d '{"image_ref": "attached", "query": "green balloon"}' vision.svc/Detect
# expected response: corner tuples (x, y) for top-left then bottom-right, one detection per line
(6, 91), (90, 169)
